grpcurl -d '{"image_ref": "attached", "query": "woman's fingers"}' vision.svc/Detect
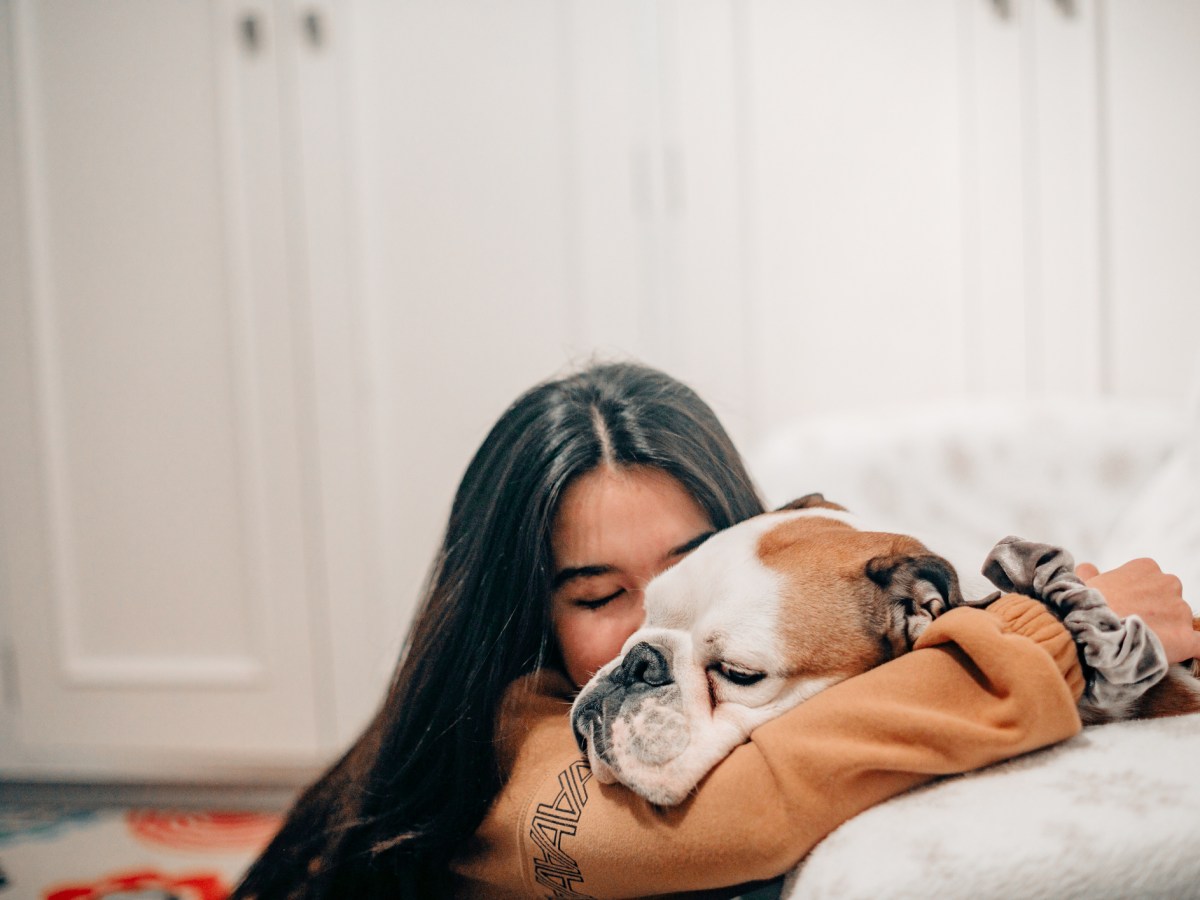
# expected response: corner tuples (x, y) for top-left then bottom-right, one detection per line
(1075, 562), (1100, 581)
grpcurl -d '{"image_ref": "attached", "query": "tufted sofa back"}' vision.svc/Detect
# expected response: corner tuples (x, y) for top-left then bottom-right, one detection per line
(749, 397), (1199, 610)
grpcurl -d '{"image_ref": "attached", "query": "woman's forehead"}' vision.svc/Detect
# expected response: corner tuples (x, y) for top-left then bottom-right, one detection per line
(551, 466), (711, 570)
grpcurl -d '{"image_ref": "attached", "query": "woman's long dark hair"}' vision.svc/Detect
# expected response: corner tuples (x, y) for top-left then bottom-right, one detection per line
(233, 361), (764, 897)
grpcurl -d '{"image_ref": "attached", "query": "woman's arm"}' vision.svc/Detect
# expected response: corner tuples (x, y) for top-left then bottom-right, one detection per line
(450, 596), (1082, 898)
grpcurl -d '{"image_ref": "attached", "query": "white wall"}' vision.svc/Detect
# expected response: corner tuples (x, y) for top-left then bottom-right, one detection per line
(1, 0), (1197, 770)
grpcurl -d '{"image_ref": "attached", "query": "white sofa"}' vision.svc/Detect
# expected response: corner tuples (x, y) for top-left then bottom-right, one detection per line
(747, 396), (1200, 900)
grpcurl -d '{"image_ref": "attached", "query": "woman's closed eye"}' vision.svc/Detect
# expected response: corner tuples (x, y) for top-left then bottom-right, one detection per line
(574, 588), (625, 610)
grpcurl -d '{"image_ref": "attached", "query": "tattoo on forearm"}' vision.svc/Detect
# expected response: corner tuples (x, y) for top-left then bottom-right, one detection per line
(530, 759), (596, 899)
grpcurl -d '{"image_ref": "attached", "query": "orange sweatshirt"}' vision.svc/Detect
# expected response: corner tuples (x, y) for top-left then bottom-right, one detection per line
(449, 596), (1085, 899)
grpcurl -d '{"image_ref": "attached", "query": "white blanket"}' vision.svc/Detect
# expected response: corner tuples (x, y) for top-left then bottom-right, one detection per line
(783, 713), (1200, 899)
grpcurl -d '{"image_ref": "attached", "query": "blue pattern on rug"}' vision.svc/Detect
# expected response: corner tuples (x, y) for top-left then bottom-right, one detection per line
(0, 805), (101, 847)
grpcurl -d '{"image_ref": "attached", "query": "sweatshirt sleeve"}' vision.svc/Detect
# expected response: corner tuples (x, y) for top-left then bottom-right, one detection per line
(450, 596), (1083, 899)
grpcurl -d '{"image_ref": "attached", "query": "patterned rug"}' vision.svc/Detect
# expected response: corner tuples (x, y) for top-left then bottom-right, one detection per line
(0, 806), (281, 899)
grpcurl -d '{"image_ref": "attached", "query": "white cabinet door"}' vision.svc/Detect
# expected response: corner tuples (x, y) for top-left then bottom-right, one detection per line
(1102, 0), (1200, 401)
(963, 0), (1109, 395)
(744, 0), (970, 423)
(960, 0), (1106, 396)
(963, 0), (1198, 402)
(0, 1), (327, 777)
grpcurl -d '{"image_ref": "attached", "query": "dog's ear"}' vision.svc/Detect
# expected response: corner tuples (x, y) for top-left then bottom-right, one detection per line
(775, 493), (848, 512)
(866, 553), (964, 654)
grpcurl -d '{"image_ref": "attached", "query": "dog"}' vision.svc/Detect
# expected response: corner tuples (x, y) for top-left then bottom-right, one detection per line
(570, 494), (1200, 806)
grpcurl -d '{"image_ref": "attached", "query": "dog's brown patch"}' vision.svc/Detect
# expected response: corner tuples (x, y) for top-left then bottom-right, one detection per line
(756, 515), (930, 679)
(1135, 668), (1200, 719)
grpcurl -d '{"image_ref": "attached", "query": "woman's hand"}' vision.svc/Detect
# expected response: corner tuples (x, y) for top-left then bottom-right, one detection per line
(1076, 559), (1200, 664)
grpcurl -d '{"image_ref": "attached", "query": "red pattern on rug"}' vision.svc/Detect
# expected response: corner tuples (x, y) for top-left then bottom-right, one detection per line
(43, 868), (227, 900)
(125, 809), (282, 853)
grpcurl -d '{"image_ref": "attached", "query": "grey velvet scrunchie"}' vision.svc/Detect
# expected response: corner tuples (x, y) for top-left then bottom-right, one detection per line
(981, 536), (1169, 723)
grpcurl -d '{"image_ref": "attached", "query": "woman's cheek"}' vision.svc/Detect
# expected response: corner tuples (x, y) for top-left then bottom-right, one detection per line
(591, 593), (646, 671)
(557, 598), (645, 687)
(556, 611), (603, 687)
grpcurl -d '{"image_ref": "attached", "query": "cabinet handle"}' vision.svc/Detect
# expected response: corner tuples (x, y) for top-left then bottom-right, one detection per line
(990, 0), (1013, 19)
(303, 10), (324, 48)
(1052, 0), (1077, 15)
(240, 13), (266, 53)
(240, 13), (262, 54)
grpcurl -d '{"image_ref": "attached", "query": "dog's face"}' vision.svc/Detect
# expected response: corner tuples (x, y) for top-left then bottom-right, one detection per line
(569, 499), (962, 805)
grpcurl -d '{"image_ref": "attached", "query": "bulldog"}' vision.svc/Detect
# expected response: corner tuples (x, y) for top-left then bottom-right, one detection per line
(569, 494), (1200, 806)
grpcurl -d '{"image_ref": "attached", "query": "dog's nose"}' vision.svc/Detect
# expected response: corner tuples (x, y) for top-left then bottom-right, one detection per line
(572, 643), (674, 756)
(612, 642), (673, 688)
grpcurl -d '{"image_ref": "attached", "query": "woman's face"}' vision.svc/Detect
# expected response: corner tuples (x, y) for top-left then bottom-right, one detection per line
(550, 465), (714, 688)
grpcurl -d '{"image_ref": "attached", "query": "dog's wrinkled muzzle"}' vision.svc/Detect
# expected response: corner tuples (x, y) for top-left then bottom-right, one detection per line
(571, 642), (674, 754)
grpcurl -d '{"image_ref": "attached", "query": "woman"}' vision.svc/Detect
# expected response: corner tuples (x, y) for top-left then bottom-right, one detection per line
(234, 361), (1196, 898)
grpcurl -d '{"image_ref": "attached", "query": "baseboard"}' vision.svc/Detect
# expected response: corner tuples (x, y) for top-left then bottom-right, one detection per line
(0, 778), (301, 811)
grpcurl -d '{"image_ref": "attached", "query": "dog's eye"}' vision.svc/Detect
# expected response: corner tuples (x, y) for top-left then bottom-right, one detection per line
(714, 663), (766, 686)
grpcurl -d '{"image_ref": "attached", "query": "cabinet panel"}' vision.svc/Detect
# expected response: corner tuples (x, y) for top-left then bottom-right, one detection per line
(26, 2), (250, 670)
(1, 0), (324, 770)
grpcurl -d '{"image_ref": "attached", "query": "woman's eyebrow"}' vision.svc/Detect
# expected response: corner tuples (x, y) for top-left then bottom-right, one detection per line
(667, 530), (715, 558)
(552, 530), (714, 590)
(552, 564), (614, 590)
